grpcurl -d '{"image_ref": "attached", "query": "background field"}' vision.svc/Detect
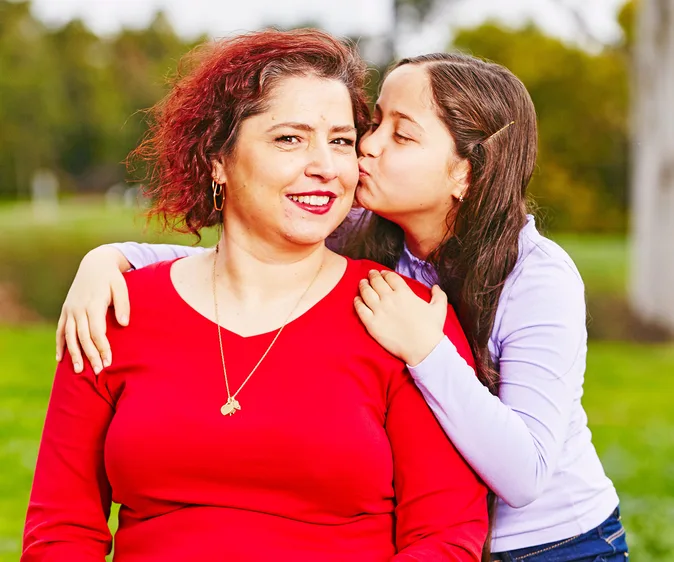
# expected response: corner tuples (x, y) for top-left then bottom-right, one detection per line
(1, 200), (673, 561)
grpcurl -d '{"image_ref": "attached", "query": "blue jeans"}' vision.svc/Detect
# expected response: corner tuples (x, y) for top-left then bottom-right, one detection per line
(491, 507), (628, 561)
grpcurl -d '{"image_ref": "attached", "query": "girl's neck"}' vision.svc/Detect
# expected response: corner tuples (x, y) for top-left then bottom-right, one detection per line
(403, 222), (453, 262)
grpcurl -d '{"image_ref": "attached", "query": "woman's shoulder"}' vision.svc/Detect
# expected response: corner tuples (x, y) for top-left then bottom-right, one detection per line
(111, 259), (180, 327)
(123, 259), (176, 294)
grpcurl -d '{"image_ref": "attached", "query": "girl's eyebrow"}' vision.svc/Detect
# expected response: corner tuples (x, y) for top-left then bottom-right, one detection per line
(374, 105), (424, 131)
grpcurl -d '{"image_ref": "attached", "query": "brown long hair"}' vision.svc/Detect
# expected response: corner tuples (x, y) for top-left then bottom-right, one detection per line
(340, 51), (538, 560)
(344, 52), (538, 396)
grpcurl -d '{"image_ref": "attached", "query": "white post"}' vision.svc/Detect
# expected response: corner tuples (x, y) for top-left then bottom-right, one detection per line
(31, 169), (59, 223)
(630, 0), (674, 332)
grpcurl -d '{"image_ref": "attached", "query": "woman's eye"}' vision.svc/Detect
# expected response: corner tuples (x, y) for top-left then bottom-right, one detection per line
(332, 138), (356, 147)
(394, 132), (412, 142)
(369, 122), (380, 131)
(275, 135), (301, 144)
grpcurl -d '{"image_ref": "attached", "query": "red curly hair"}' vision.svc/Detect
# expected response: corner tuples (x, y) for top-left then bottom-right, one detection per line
(130, 28), (370, 237)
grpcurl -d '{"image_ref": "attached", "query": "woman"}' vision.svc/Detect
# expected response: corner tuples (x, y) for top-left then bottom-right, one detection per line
(56, 52), (629, 560)
(23, 30), (489, 561)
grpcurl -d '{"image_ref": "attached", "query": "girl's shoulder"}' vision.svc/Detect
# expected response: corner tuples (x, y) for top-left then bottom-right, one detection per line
(509, 216), (584, 292)
(491, 217), (587, 351)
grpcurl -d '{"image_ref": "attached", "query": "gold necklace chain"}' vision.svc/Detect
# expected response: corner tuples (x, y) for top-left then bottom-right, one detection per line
(212, 245), (323, 416)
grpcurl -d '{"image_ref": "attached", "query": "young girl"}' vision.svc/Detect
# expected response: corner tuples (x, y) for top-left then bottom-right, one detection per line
(56, 51), (628, 560)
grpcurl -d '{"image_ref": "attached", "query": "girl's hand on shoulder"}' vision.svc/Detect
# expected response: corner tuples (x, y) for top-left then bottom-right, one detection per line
(354, 270), (447, 366)
(56, 246), (131, 374)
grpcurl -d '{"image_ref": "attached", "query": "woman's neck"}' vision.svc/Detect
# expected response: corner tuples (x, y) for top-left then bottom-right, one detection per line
(215, 228), (329, 305)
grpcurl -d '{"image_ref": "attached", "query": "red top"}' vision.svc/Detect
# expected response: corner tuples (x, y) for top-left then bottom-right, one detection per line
(23, 258), (487, 562)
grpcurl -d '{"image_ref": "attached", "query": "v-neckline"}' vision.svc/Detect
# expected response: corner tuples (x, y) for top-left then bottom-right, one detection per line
(162, 257), (354, 341)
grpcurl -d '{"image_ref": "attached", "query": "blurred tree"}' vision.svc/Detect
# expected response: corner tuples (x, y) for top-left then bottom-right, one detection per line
(453, 23), (629, 231)
(630, 0), (674, 332)
(106, 12), (195, 189)
(0, 1), (66, 198)
(0, 5), (195, 199)
(48, 19), (124, 184)
(389, 0), (463, 59)
(0, 0), (633, 236)
(618, 0), (638, 48)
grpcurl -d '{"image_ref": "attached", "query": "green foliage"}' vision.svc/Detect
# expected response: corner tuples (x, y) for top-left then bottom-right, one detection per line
(1, 326), (672, 560)
(452, 21), (630, 232)
(0, 2), (199, 199)
(0, 0), (635, 232)
(618, 0), (638, 48)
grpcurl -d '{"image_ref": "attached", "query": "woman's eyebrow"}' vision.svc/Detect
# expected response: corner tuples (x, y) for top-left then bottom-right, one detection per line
(266, 123), (356, 134)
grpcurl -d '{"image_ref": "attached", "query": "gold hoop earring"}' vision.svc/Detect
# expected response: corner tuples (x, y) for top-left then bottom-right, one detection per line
(212, 180), (224, 211)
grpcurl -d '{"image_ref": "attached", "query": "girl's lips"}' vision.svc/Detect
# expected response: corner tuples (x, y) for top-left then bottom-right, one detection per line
(358, 164), (370, 177)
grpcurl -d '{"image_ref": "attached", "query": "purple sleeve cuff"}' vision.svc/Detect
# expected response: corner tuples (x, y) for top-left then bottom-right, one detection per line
(107, 242), (207, 270)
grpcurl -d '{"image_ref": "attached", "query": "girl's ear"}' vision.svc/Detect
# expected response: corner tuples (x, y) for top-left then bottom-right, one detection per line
(449, 158), (470, 201)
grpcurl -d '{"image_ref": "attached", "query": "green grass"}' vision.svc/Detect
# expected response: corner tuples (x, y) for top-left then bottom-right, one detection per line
(584, 344), (674, 559)
(551, 233), (628, 297)
(0, 200), (217, 320)
(1, 325), (673, 560)
(0, 200), (629, 321)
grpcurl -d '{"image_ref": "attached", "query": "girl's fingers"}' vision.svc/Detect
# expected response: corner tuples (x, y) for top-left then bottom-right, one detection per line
(367, 270), (393, 297)
(353, 296), (374, 322)
(380, 270), (410, 291)
(64, 316), (84, 373)
(55, 312), (66, 362)
(88, 309), (112, 368)
(430, 284), (448, 306)
(111, 275), (130, 326)
(359, 279), (381, 309)
(75, 312), (103, 374)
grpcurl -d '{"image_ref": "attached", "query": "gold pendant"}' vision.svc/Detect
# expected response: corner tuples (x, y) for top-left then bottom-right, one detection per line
(221, 397), (241, 416)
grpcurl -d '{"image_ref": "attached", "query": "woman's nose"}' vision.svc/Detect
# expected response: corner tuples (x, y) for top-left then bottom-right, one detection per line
(305, 144), (338, 182)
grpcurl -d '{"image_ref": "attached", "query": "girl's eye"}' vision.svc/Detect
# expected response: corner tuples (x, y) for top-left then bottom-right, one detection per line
(275, 135), (301, 144)
(394, 132), (412, 142)
(332, 138), (356, 147)
(369, 122), (380, 131)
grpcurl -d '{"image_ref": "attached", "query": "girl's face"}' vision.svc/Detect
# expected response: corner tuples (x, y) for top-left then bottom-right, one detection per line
(213, 75), (359, 250)
(357, 64), (467, 233)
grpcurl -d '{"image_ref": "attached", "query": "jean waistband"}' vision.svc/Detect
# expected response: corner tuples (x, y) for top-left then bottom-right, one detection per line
(491, 505), (621, 561)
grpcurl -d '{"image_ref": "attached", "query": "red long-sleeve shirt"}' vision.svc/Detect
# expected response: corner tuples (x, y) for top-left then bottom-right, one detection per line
(23, 258), (487, 561)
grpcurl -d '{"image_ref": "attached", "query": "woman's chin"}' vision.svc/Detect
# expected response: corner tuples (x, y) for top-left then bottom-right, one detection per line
(282, 226), (336, 247)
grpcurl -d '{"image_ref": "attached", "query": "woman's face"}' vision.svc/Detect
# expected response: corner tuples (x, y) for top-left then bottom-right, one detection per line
(357, 64), (466, 230)
(214, 75), (359, 249)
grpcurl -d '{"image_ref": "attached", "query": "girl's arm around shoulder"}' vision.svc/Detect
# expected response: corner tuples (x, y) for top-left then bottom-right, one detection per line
(408, 253), (587, 507)
(108, 242), (207, 270)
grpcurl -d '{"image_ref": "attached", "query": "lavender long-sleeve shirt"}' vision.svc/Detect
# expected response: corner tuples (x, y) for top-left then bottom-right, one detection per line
(110, 215), (618, 552)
